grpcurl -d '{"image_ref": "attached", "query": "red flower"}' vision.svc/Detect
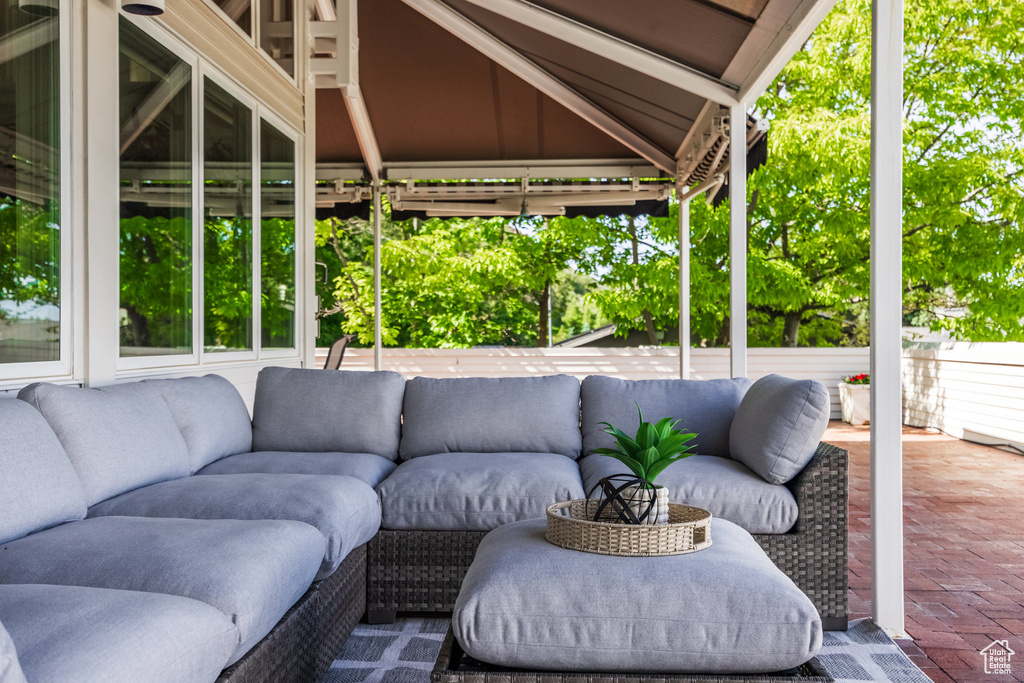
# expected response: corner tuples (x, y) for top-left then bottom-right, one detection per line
(844, 373), (870, 385)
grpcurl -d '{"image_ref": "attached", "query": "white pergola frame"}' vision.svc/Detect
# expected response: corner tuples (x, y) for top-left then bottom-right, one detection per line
(311, 0), (907, 635)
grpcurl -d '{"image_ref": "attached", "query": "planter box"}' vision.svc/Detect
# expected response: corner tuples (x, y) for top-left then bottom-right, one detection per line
(838, 383), (870, 425)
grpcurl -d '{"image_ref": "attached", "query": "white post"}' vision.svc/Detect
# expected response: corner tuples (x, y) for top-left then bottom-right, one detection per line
(728, 103), (747, 378)
(372, 181), (382, 371)
(678, 192), (691, 379)
(870, 0), (905, 636)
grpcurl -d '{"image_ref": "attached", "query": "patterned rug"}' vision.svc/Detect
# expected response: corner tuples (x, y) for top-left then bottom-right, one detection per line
(325, 618), (932, 683)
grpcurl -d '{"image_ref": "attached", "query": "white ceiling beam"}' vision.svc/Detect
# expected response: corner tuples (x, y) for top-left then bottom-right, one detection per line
(384, 159), (662, 180)
(460, 0), (739, 107)
(344, 91), (384, 181)
(401, 0), (676, 173)
(219, 0), (250, 22)
(313, 0), (337, 22)
(0, 17), (57, 66)
(728, 0), (840, 105)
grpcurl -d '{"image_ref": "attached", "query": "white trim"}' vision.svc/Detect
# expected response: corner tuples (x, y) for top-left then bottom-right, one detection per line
(678, 193), (690, 379)
(372, 181), (382, 371)
(401, 0), (676, 173)
(728, 103), (747, 378)
(344, 90), (384, 181)
(735, 0), (841, 106)
(459, 0), (740, 107)
(869, 0), (906, 637)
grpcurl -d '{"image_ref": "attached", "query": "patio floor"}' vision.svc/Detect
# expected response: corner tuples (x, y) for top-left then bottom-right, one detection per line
(826, 422), (1024, 683)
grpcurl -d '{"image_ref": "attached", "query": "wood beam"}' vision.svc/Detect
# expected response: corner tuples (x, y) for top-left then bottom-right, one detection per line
(459, 0), (739, 106)
(119, 62), (190, 155)
(0, 17), (57, 66)
(401, 0), (676, 173)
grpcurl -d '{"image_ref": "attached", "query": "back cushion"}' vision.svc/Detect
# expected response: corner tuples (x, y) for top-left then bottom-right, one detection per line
(581, 375), (752, 458)
(17, 383), (190, 507)
(146, 374), (253, 472)
(251, 367), (406, 460)
(400, 375), (582, 459)
(0, 399), (87, 545)
(730, 374), (831, 485)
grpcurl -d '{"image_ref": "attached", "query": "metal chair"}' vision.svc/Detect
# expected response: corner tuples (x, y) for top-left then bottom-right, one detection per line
(322, 334), (356, 370)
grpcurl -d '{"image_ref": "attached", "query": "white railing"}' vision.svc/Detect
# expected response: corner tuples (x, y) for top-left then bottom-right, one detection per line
(317, 346), (871, 420)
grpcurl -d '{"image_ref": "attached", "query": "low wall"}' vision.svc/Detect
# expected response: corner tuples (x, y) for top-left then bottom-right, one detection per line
(318, 346), (871, 420)
(902, 343), (1024, 451)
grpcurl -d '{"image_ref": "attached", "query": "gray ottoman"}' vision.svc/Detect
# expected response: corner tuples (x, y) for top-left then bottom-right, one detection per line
(452, 517), (823, 675)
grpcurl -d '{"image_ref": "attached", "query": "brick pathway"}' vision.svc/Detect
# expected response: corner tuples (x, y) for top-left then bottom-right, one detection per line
(825, 422), (1024, 683)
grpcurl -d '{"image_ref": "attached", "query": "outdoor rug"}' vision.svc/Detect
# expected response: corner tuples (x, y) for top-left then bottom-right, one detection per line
(324, 618), (932, 683)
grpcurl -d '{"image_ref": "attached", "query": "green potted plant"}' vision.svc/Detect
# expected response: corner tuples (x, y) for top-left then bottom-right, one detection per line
(593, 406), (698, 525)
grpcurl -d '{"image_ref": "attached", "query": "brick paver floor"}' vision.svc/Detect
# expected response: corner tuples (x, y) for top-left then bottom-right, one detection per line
(824, 422), (1024, 683)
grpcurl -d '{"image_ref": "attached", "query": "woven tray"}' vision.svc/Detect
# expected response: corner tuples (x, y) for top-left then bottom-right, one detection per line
(545, 500), (712, 557)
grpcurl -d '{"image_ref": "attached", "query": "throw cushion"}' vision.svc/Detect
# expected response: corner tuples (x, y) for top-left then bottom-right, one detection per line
(580, 375), (752, 457)
(251, 367), (405, 460)
(18, 382), (190, 507)
(145, 374), (253, 472)
(0, 399), (86, 545)
(730, 374), (831, 484)
(400, 376), (582, 459)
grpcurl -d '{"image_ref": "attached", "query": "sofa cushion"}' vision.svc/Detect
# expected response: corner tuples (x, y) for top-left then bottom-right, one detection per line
(252, 367), (405, 460)
(197, 451), (397, 487)
(378, 452), (584, 531)
(0, 516), (324, 665)
(18, 382), (190, 506)
(452, 517), (821, 673)
(400, 376), (582, 459)
(0, 619), (26, 683)
(0, 399), (86, 544)
(579, 453), (798, 534)
(88, 473), (380, 580)
(146, 374), (253, 472)
(580, 375), (752, 458)
(730, 374), (831, 484)
(0, 584), (237, 683)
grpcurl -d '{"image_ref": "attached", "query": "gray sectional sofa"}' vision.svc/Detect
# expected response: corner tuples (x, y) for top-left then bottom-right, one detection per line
(0, 367), (847, 682)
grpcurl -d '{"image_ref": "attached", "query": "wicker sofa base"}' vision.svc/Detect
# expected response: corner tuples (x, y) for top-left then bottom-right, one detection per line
(432, 630), (834, 683)
(369, 444), (848, 630)
(218, 543), (367, 683)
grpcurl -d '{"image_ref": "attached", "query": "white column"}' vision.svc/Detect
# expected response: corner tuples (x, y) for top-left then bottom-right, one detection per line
(82, 0), (120, 387)
(728, 104), (747, 378)
(678, 193), (691, 379)
(870, 0), (906, 636)
(372, 181), (383, 371)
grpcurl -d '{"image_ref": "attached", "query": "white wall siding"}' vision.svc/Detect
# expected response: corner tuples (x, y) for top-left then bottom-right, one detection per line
(318, 347), (871, 419)
(902, 344), (1024, 451)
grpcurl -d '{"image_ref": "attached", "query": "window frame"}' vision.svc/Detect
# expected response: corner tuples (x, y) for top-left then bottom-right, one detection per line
(256, 109), (301, 359)
(115, 11), (303, 374)
(203, 0), (297, 85)
(0, 0), (75, 384)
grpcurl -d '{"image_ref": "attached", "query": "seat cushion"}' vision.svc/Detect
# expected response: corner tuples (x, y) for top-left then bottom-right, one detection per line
(0, 584), (237, 683)
(0, 619), (26, 683)
(0, 516), (324, 665)
(252, 367), (405, 460)
(146, 374), (253, 472)
(730, 374), (831, 484)
(453, 517), (822, 673)
(197, 451), (397, 488)
(0, 399), (86, 544)
(378, 453), (584, 531)
(18, 382), (191, 506)
(400, 376), (582, 460)
(579, 453), (798, 534)
(580, 375), (752, 458)
(88, 473), (381, 580)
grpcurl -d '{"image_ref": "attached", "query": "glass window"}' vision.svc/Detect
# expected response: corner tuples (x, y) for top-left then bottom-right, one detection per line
(0, 1), (62, 365)
(212, 0), (251, 36)
(259, 120), (295, 349)
(118, 18), (194, 358)
(203, 79), (253, 353)
(259, 0), (294, 76)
